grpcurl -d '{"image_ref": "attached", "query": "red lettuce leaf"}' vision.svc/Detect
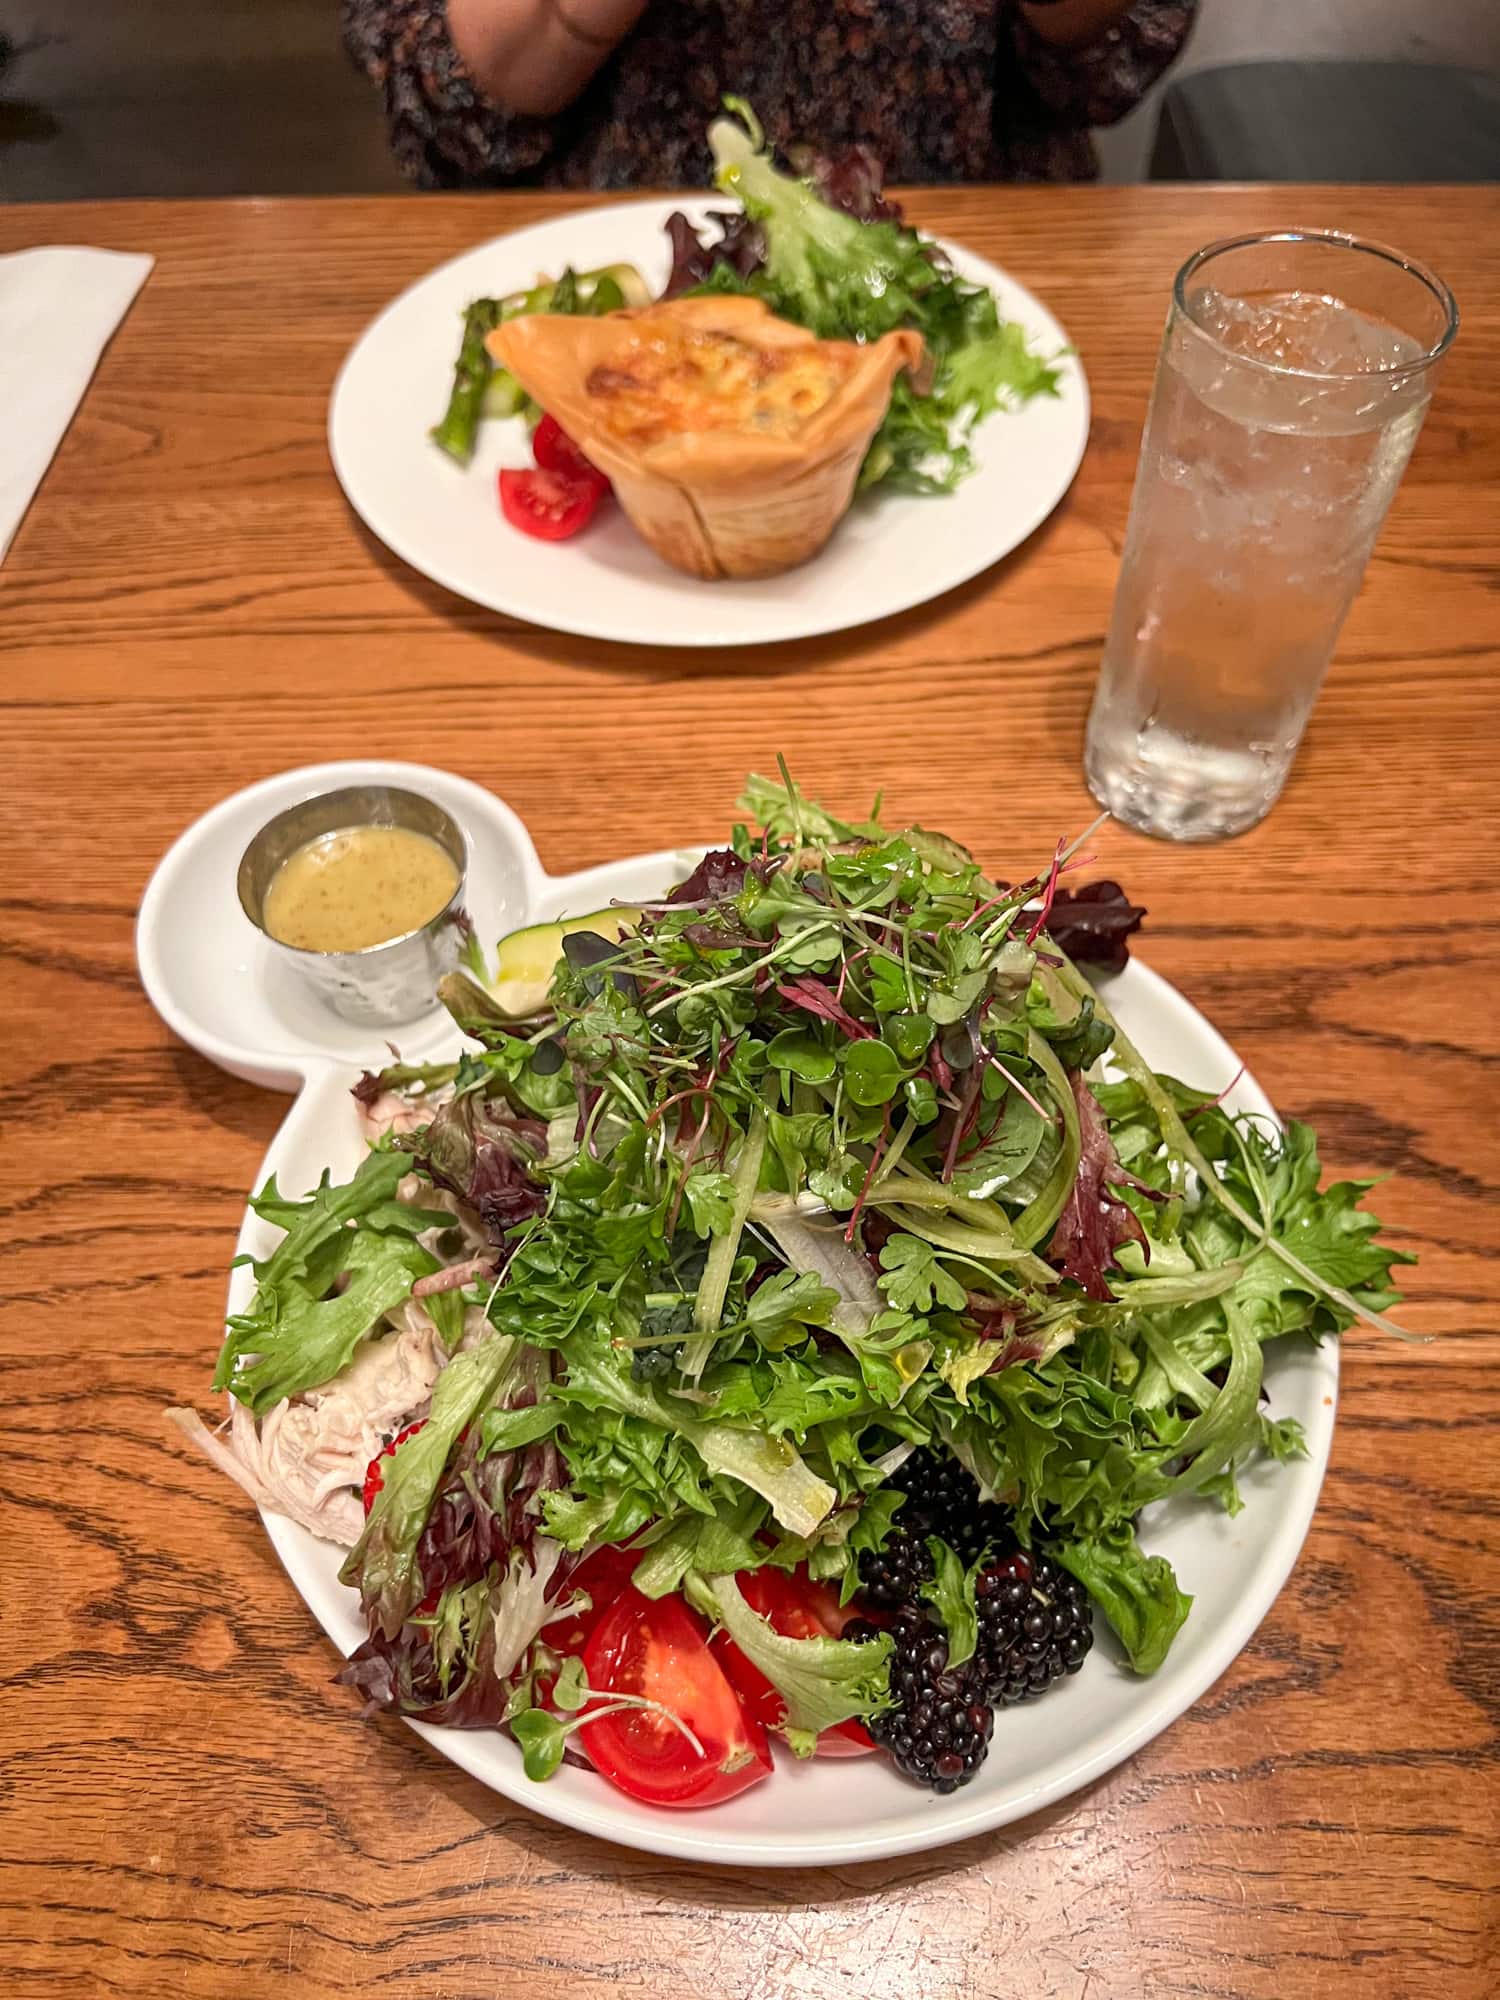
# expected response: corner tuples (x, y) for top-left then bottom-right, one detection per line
(668, 847), (748, 904)
(680, 918), (761, 950)
(1046, 1073), (1148, 1301)
(415, 1407), (565, 1599)
(957, 1291), (1045, 1371)
(336, 1590), (513, 1728)
(775, 977), (873, 1041)
(1044, 882), (1146, 974)
(661, 211), (767, 299)
(400, 1095), (548, 1242)
(787, 142), (905, 222)
(337, 1366), (573, 1728)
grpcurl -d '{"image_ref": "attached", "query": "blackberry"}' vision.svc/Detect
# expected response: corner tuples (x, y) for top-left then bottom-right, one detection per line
(855, 1447), (1014, 1609)
(855, 1528), (933, 1611)
(972, 1549), (1094, 1705)
(886, 1447), (1016, 1562)
(851, 1447), (1098, 1789)
(630, 1344), (679, 1382)
(845, 1614), (992, 1794)
(631, 1298), (693, 1381)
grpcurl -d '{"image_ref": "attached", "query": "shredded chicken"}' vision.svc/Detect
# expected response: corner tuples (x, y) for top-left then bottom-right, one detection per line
(396, 1173), (491, 1261)
(412, 1252), (498, 1298)
(167, 1314), (448, 1547)
(387, 1295), (493, 1352)
(360, 1091), (436, 1141)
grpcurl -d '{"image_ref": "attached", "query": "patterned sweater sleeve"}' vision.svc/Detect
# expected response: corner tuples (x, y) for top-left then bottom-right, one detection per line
(343, 0), (559, 186)
(1006, 1), (1197, 128)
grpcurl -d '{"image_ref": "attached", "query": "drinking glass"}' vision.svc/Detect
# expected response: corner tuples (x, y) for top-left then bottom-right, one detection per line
(1085, 230), (1457, 841)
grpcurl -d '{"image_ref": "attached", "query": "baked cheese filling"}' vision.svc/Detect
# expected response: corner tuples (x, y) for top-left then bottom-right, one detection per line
(586, 328), (853, 444)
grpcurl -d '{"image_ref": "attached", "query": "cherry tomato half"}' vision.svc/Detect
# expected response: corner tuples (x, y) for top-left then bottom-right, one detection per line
(580, 1586), (772, 1808)
(499, 465), (601, 541)
(533, 413), (609, 494)
(709, 1567), (877, 1757)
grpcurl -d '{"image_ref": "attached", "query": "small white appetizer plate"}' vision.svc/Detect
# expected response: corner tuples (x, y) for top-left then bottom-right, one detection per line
(136, 758), (700, 1092)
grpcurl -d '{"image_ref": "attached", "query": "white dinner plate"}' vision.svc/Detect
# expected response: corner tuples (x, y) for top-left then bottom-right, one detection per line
(328, 197), (1089, 647)
(143, 766), (1335, 1867)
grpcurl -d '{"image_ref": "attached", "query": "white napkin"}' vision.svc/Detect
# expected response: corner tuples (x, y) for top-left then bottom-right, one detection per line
(0, 245), (154, 564)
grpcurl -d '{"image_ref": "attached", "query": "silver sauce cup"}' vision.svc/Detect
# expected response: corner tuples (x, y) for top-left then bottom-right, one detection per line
(237, 785), (469, 1026)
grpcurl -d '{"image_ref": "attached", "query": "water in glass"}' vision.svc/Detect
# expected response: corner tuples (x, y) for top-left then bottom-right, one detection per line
(1087, 285), (1434, 840)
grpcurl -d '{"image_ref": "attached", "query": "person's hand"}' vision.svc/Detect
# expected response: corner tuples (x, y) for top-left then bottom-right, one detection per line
(1017, 0), (1136, 49)
(451, 0), (649, 118)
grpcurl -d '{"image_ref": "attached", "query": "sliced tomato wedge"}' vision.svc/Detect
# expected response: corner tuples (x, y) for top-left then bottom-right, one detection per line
(499, 465), (601, 541)
(709, 1567), (877, 1757)
(533, 1545), (642, 1709)
(547, 1544), (642, 1662)
(781, 1568), (867, 1641)
(533, 412), (609, 494)
(580, 1586), (772, 1808)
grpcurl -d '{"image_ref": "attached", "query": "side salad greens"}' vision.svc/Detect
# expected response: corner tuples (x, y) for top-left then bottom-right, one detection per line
(179, 773), (1411, 1809)
(686, 101), (1061, 492)
(431, 98), (1060, 494)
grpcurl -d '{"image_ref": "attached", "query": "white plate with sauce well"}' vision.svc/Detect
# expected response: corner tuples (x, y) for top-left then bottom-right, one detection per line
(328, 197), (1089, 648)
(141, 764), (1336, 1868)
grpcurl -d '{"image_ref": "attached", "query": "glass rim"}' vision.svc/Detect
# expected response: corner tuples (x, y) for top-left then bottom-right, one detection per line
(1172, 228), (1459, 384)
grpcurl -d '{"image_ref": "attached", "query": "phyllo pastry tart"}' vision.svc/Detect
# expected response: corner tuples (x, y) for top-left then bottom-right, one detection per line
(489, 295), (926, 580)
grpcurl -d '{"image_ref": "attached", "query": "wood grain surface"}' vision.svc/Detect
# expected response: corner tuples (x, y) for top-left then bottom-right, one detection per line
(2, 186), (1497, 2000)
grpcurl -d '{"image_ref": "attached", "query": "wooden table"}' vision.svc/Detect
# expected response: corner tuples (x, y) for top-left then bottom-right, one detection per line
(4, 187), (1497, 2000)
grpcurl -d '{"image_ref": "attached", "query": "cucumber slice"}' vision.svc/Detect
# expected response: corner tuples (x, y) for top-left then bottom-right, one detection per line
(595, 262), (651, 309)
(490, 907), (640, 1017)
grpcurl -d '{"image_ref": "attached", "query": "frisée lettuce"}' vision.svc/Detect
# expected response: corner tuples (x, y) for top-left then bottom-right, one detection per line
(700, 102), (1062, 493)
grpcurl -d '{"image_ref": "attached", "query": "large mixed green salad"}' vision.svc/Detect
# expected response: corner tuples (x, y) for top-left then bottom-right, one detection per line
(175, 773), (1410, 1809)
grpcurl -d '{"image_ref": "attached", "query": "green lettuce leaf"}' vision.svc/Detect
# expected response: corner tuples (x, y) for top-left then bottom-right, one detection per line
(706, 110), (1059, 494)
(556, 1338), (837, 1538)
(224, 1230), (435, 1415)
(1232, 1164), (1414, 1331)
(478, 1401), (565, 1454)
(630, 1497), (769, 1599)
(340, 1333), (517, 1637)
(218, 1151), (441, 1413)
(687, 1572), (893, 1738)
(541, 1487), (655, 1552)
(878, 1234), (968, 1313)
(919, 1536), (980, 1668)
(1052, 1525), (1192, 1675)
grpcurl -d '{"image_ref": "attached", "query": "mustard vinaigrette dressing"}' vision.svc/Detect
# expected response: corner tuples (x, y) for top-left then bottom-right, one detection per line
(261, 825), (459, 953)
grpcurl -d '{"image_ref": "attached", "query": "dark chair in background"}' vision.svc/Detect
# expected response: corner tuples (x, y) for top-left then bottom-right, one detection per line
(1151, 61), (1500, 182)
